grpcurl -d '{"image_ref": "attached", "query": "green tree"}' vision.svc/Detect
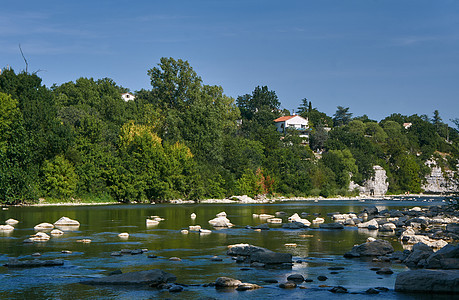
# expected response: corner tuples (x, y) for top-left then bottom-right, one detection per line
(42, 155), (79, 199)
(333, 106), (353, 127)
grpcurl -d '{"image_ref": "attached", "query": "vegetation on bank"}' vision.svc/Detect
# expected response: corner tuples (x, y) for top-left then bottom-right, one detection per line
(1, 58), (458, 204)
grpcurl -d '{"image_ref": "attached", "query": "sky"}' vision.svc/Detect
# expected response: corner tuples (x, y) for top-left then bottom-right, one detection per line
(1, 0), (458, 126)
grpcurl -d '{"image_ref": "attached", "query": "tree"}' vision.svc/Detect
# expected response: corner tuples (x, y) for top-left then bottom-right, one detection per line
(333, 106), (353, 127)
(42, 155), (79, 199)
(297, 98), (309, 114)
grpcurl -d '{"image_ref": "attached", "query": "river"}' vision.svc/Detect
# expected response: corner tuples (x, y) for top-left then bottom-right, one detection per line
(0, 197), (452, 299)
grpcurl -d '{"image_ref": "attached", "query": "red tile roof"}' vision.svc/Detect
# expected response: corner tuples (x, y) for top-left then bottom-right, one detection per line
(274, 115), (296, 122)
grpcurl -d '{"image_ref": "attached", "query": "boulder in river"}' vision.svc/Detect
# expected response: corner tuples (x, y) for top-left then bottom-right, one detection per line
(227, 244), (292, 265)
(5, 218), (19, 225)
(395, 269), (459, 294)
(319, 223), (344, 229)
(4, 258), (64, 268)
(344, 239), (394, 258)
(81, 269), (176, 286)
(425, 244), (459, 269)
(34, 223), (54, 231)
(54, 216), (80, 227)
(215, 277), (242, 287)
(208, 216), (234, 227)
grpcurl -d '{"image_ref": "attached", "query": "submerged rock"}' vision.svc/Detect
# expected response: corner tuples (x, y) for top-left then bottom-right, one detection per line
(4, 258), (64, 268)
(81, 269), (176, 286)
(319, 223), (344, 230)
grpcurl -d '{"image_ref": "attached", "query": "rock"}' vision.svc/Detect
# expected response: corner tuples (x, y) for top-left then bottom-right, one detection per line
(425, 244), (459, 269)
(403, 242), (433, 268)
(328, 267), (345, 270)
(409, 207), (422, 212)
(395, 269), (459, 293)
(312, 217), (325, 224)
(330, 286), (348, 293)
(146, 219), (160, 226)
(131, 249), (143, 255)
(363, 206), (378, 215)
(216, 212), (227, 217)
(0, 224), (15, 231)
(30, 232), (50, 242)
(376, 267), (393, 275)
(76, 239), (91, 243)
(317, 275), (328, 281)
(365, 288), (380, 294)
(148, 254), (157, 258)
(211, 256), (222, 261)
(380, 223), (396, 232)
(50, 229), (64, 235)
(446, 223), (459, 235)
(259, 214), (275, 218)
(54, 216), (80, 227)
(181, 230), (189, 234)
(190, 213), (196, 219)
(279, 282), (297, 288)
(61, 250), (72, 254)
(285, 243), (297, 247)
(31, 253), (41, 257)
(34, 223), (54, 231)
(169, 257), (181, 261)
(282, 221), (307, 229)
(209, 216), (234, 227)
(288, 213), (311, 226)
(250, 262), (265, 267)
(264, 279), (278, 283)
(227, 243), (292, 265)
(287, 274), (304, 282)
(111, 251), (122, 256)
(118, 232), (129, 238)
(5, 218), (19, 225)
(344, 239), (394, 258)
(215, 277), (242, 287)
(121, 249), (132, 254)
(109, 270), (122, 276)
(357, 219), (379, 229)
(169, 285), (184, 292)
(267, 218), (282, 224)
(253, 223), (270, 230)
(82, 269), (176, 286)
(319, 223), (344, 229)
(276, 211), (287, 216)
(236, 283), (261, 291)
(4, 258), (64, 268)
(200, 229), (212, 234)
(189, 225), (201, 232)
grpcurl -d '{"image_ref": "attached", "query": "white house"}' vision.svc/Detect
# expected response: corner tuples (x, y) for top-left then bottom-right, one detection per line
(274, 115), (309, 135)
(121, 92), (135, 102)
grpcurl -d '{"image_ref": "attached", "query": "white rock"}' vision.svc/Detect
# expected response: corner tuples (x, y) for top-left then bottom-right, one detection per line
(252, 214), (259, 218)
(357, 219), (379, 229)
(50, 229), (64, 235)
(200, 229), (212, 234)
(288, 213), (311, 226)
(0, 224), (15, 231)
(146, 219), (159, 226)
(34, 223), (54, 231)
(216, 211), (227, 217)
(181, 230), (189, 234)
(409, 207), (422, 212)
(367, 237), (376, 243)
(118, 232), (129, 238)
(190, 213), (196, 219)
(259, 214), (275, 218)
(209, 216), (233, 227)
(54, 216), (80, 227)
(30, 232), (50, 242)
(312, 217), (325, 224)
(267, 218), (282, 224)
(5, 218), (19, 225)
(189, 225), (201, 232)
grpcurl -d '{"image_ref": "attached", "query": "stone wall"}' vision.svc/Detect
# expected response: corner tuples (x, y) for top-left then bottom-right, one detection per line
(349, 165), (389, 197)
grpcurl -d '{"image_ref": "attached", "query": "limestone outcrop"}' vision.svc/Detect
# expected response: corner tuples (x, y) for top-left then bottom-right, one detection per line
(349, 165), (388, 197)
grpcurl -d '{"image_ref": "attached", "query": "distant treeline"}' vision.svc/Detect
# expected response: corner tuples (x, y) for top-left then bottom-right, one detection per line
(1, 58), (458, 204)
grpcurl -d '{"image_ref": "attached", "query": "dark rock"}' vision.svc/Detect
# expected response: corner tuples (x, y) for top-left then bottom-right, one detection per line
(367, 225), (378, 230)
(282, 222), (307, 229)
(376, 267), (393, 275)
(287, 274), (304, 282)
(131, 249), (143, 255)
(370, 267), (381, 271)
(120, 249), (132, 254)
(157, 283), (173, 289)
(425, 244), (459, 269)
(148, 254), (157, 258)
(4, 258), (64, 268)
(240, 268), (251, 271)
(403, 242), (434, 268)
(111, 252), (122, 256)
(330, 271), (339, 274)
(363, 206), (378, 215)
(375, 287), (389, 292)
(250, 251), (292, 264)
(250, 262), (265, 267)
(109, 270), (122, 276)
(329, 286), (348, 293)
(253, 223), (270, 230)
(279, 281), (297, 289)
(210, 256), (223, 261)
(81, 269), (176, 286)
(319, 223), (344, 230)
(215, 277), (241, 288)
(305, 279), (313, 282)
(344, 239), (394, 258)
(395, 269), (459, 293)
(365, 288), (379, 294)
(227, 244), (267, 256)
(264, 279), (278, 283)
(328, 267), (345, 270)
(446, 223), (459, 235)
(317, 275), (328, 281)
(169, 285), (183, 292)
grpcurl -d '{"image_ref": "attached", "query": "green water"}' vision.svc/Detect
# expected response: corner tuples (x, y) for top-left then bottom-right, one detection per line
(0, 198), (451, 299)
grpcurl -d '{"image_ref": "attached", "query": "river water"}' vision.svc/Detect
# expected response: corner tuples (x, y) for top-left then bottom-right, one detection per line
(0, 197), (452, 299)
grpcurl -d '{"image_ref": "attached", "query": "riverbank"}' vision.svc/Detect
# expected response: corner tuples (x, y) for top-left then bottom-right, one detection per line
(7, 193), (453, 207)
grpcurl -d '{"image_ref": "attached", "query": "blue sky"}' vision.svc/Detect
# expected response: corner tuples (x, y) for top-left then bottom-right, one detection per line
(1, 1), (458, 125)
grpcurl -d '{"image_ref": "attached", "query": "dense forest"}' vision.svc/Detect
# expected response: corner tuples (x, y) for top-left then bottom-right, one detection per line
(1, 57), (458, 204)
